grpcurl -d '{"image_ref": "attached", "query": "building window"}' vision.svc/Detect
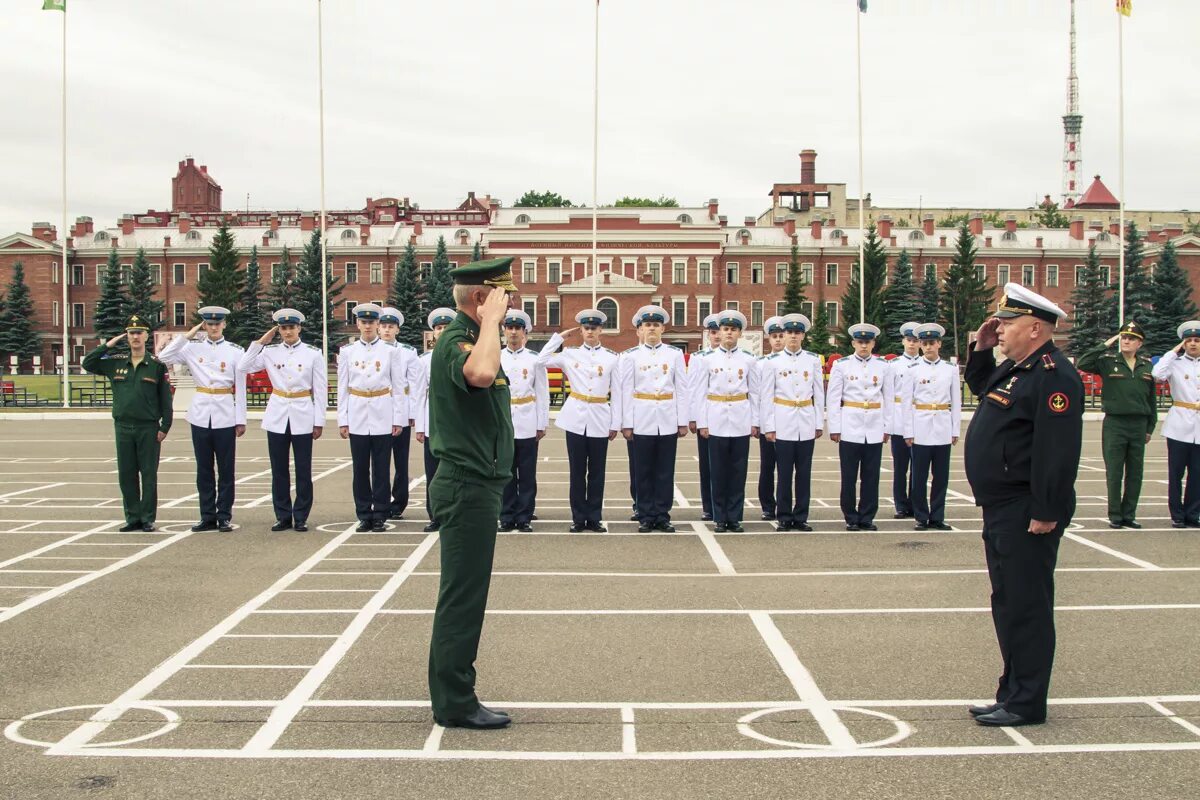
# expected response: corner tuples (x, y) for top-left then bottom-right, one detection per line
(648, 260), (662, 284)
(420, 262), (432, 283)
(800, 301), (814, 319)
(173, 263), (186, 285)
(1073, 264), (1084, 286)
(345, 262), (359, 284)
(515, 213), (531, 224)
(672, 260), (686, 284)
(826, 263), (838, 285)
(750, 262), (764, 284)
(726, 262), (739, 284)
(52, 301), (60, 325)
(522, 260), (536, 284)
(909, 230), (925, 242)
(369, 262), (382, 284)
(974, 263), (986, 282)
(186, 230), (202, 241)
(71, 302), (85, 327)
(345, 301), (358, 324)
(70, 264), (85, 285)
(521, 298), (536, 324)
(751, 301), (764, 327)
(673, 299), (686, 325)
(997, 265), (1010, 285)
(173, 302), (186, 326)
(340, 228), (356, 241)
(52, 262), (60, 284)
(775, 262), (788, 284)
(776, 301), (786, 317)
(829, 228), (844, 240)
(677, 213), (693, 224)
(547, 298), (561, 327)
(825, 301), (839, 328)
(1046, 264), (1059, 287)
(1102, 265), (1112, 285)
(801, 262), (814, 284)
(151, 264), (162, 285)
(697, 299), (712, 324)
(597, 298), (618, 330)
(725, 301), (739, 311)
(548, 261), (562, 284)
(698, 261), (712, 284)
(923, 263), (936, 280)
(1021, 265), (1034, 286)
(197, 263), (209, 281)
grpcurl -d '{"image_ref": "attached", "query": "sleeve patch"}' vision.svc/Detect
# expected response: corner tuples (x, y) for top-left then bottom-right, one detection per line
(457, 342), (474, 353)
(1048, 391), (1070, 413)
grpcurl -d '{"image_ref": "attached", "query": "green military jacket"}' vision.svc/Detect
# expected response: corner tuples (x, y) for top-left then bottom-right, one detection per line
(427, 311), (514, 481)
(82, 344), (173, 432)
(1076, 343), (1157, 434)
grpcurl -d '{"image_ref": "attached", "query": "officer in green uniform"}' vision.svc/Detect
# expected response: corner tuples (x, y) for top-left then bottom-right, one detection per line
(82, 315), (173, 532)
(426, 257), (517, 730)
(1076, 320), (1157, 529)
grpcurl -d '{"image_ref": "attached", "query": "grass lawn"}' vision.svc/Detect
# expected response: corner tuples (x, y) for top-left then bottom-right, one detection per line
(3, 374), (105, 403)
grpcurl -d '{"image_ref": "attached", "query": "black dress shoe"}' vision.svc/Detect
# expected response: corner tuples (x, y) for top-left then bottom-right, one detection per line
(293, 522), (308, 532)
(517, 523), (533, 533)
(119, 522), (141, 532)
(498, 522), (515, 532)
(846, 524), (860, 531)
(531, 514), (538, 521)
(434, 706), (512, 730)
(974, 709), (1044, 727)
(1172, 521), (1186, 529)
(859, 523), (878, 531)
(914, 523), (929, 531)
(191, 520), (218, 532)
(637, 523), (653, 533)
(423, 522), (440, 532)
(271, 520), (292, 532)
(356, 520), (373, 532)
(629, 513), (642, 522)
(568, 524), (585, 533)
(761, 512), (776, 521)
(726, 523), (744, 533)
(217, 520), (234, 533)
(388, 511), (404, 521)
(371, 520), (387, 532)
(930, 522), (952, 531)
(713, 523), (728, 533)
(586, 522), (607, 533)
(893, 512), (913, 519)
(775, 522), (791, 532)
(1186, 520), (1200, 529)
(656, 522), (676, 533)
(793, 523), (813, 532)
(701, 513), (713, 522)
(969, 702), (1003, 717)
(1122, 520), (1142, 529)
(1108, 520), (1124, 529)
(141, 523), (156, 532)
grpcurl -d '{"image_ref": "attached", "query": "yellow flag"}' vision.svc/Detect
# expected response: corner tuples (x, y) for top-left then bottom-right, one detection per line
(1116, 0), (1131, 16)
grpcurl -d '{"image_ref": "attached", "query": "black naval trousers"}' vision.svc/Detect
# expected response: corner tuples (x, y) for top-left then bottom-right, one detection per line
(697, 435), (713, 517)
(838, 440), (882, 527)
(191, 423), (237, 523)
(758, 436), (777, 517)
(774, 438), (815, 526)
(708, 435), (750, 525)
(423, 437), (440, 524)
(889, 434), (914, 516)
(266, 423), (314, 525)
(349, 433), (391, 522)
(565, 431), (609, 526)
(982, 496), (1063, 721)
(501, 437), (538, 526)
(910, 443), (951, 525)
(389, 425), (412, 517)
(1165, 437), (1200, 524)
(626, 438), (638, 513)
(633, 433), (677, 525)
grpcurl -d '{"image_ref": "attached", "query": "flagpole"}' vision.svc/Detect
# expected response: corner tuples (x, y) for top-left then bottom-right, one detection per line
(317, 0), (329, 362)
(1116, 9), (1126, 326)
(855, 2), (865, 324)
(60, 5), (69, 408)
(590, 0), (599, 310)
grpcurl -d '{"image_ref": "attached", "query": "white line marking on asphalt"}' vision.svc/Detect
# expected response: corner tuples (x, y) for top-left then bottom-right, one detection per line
(245, 460), (353, 507)
(1064, 532), (1162, 570)
(163, 468), (273, 508)
(691, 522), (736, 575)
(621, 707), (637, 754)
(0, 522), (120, 570)
(182, 665), (315, 670)
(0, 483), (66, 500)
(673, 484), (690, 508)
(422, 725), (444, 754)
(374, 604), (1200, 617)
(999, 727), (1034, 747)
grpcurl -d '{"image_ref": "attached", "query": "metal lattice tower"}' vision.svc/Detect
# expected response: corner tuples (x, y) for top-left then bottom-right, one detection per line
(1062, 0), (1083, 207)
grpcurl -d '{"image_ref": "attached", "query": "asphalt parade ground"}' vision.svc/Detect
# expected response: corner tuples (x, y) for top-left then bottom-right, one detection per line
(1, 418), (1197, 799)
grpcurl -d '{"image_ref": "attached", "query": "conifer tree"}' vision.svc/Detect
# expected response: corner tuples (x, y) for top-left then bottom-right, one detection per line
(1108, 222), (1154, 328)
(389, 240), (424, 348)
(196, 223), (245, 340)
(238, 246), (270, 345)
(294, 231), (346, 350)
(837, 224), (889, 351)
(1145, 240), (1199, 355)
(0, 262), (38, 365)
(804, 297), (834, 356)
(918, 267), (941, 322)
(266, 246), (296, 311)
(126, 248), (164, 335)
(880, 249), (921, 353)
(940, 225), (994, 361)
(1066, 244), (1110, 359)
(782, 244), (808, 315)
(427, 235), (454, 314)
(95, 248), (130, 347)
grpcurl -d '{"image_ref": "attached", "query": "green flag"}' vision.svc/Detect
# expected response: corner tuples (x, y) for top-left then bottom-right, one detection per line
(42, 0), (65, 10)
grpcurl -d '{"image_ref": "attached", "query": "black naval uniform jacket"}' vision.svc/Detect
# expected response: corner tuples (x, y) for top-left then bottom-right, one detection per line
(963, 339), (1084, 524)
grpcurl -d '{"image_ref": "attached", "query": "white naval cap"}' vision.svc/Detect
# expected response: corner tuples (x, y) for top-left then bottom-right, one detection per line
(352, 302), (383, 320)
(782, 313), (811, 333)
(916, 322), (946, 340)
(635, 305), (670, 326)
(504, 309), (533, 330)
(427, 307), (455, 329)
(900, 320), (922, 338)
(198, 305), (231, 321)
(848, 322), (882, 340)
(763, 315), (785, 334)
(702, 313), (721, 331)
(995, 282), (1067, 324)
(576, 308), (608, 327)
(378, 306), (404, 326)
(272, 308), (305, 325)
(717, 309), (748, 329)
(1178, 321), (1200, 340)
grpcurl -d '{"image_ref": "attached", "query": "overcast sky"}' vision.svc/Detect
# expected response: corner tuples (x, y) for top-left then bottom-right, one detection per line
(3, 0), (1197, 237)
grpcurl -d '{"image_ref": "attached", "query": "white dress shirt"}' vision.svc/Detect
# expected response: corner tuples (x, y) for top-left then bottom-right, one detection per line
(618, 343), (690, 435)
(695, 346), (760, 437)
(501, 346), (549, 439)
(901, 357), (963, 445)
(414, 350), (433, 436)
(887, 353), (921, 436)
(758, 347), (826, 442)
(238, 340), (328, 434)
(826, 354), (892, 444)
(336, 337), (408, 435)
(537, 333), (621, 436)
(159, 333), (248, 428)
(1152, 350), (1200, 444)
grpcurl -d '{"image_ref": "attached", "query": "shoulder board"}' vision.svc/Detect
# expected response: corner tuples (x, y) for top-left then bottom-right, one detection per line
(602, 347), (615, 354)
(339, 342), (354, 351)
(766, 352), (780, 360)
(265, 343), (281, 350)
(1041, 354), (1057, 371)
(401, 343), (416, 351)
(665, 344), (681, 352)
(741, 349), (754, 357)
(306, 343), (321, 352)
(623, 346), (639, 354)
(228, 343), (244, 351)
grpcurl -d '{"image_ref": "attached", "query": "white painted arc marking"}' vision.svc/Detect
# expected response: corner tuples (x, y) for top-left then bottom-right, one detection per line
(0, 521), (120, 570)
(689, 522), (736, 575)
(246, 459), (353, 507)
(163, 467), (273, 508)
(748, 611), (856, 750)
(1064, 531), (1161, 570)
(0, 483), (66, 500)
(673, 484), (690, 508)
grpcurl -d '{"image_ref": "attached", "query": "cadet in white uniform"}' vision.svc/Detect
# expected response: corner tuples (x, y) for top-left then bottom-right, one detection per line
(827, 323), (892, 530)
(621, 316), (645, 520)
(695, 310), (759, 533)
(238, 308), (327, 532)
(414, 307), (455, 532)
(688, 314), (722, 521)
(1151, 320), (1200, 527)
(378, 307), (420, 520)
(889, 321), (923, 519)
(498, 309), (549, 532)
(756, 316), (787, 521)
(159, 305), (247, 532)
(759, 314), (824, 531)
(619, 305), (689, 532)
(538, 309), (621, 532)
(902, 323), (962, 531)
(337, 303), (410, 532)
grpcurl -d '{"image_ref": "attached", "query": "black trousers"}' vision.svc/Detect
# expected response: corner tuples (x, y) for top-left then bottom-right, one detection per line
(501, 437), (538, 526)
(697, 434), (713, 516)
(565, 431), (609, 526)
(775, 438), (815, 525)
(626, 438), (637, 510)
(266, 424), (314, 524)
(1165, 437), (1200, 524)
(708, 435), (750, 525)
(758, 436), (777, 516)
(633, 433), (677, 525)
(838, 440), (882, 526)
(390, 426), (412, 516)
(190, 423), (236, 523)
(982, 496), (1063, 721)
(911, 443), (951, 525)
(349, 433), (391, 522)
(424, 437), (440, 523)
(889, 434), (914, 516)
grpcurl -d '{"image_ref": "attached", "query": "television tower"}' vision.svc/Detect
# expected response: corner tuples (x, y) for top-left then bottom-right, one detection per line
(1061, 0), (1083, 207)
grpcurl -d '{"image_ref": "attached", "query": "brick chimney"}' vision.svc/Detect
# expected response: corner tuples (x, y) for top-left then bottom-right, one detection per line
(269, 214), (280, 231)
(841, 235), (849, 246)
(718, 215), (728, 226)
(1069, 215), (1084, 241)
(164, 235), (172, 248)
(968, 214), (984, 236)
(72, 216), (94, 237)
(414, 220), (424, 237)
(707, 198), (719, 220)
(1109, 221), (1121, 237)
(782, 219), (796, 237)
(1164, 221), (1184, 239)
(889, 236), (897, 247)
(939, 236), (947, 247)
(743, 216), (756, 228)
(31, 221), (56, 242)
(178, 213), (193, 235)
(360, 222), (371, 245)
(1088, 219), (1103, 231)
(300, 213), (315, 232)
(1005, 214), (1017, 233)
(799, 149), (817, 184)
(984, 236), (993, 248)
(1035, 236), (1044, 249)
(811, 217), (824, 240)
(120, 215), (136, 236)
(876, 215), (892, 240)
(922, 214), (935, 236)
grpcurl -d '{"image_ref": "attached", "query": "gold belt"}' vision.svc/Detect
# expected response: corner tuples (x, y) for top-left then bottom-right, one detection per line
(893, 395), (903, 404)
(510, 395), (536, 406)
(913, 403), (951, 411)
(774, 397), (814, 408)
(842, 401), (881, 409)
(634, 393), (674, 401)
(196, 386), (234, 395)
(569, 392), (609, 404)
(1174, 400), (1200, 410)
(349, 387), (391, 398)
(707, 393), (749, 403)
(272, 389), (313, 399)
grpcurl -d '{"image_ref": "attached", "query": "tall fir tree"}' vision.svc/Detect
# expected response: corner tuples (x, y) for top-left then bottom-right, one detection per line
(94, 248), (131, 347)
(918, 266), (941, 322)
(126, 248), (164, 335)
(238, 246), (270, 345)
(880, 249), (920, 354)
(427, 235), (454, 314)
(1145, 240), (1199, 355)
(471, 240), (482, 262)
(782, 244), (808, 314)
(0, 262), (38, 365)
(837, 224), (889, 352)
(294, 231), (346, 351)
(196, 223), (245, 340)
(389, 240), (424, 348)
(266, 245), (296, 311)
(939, 225), (994, 361)
(1066, 244), (1111, 358)
(1108, 222), (1155, 328)
(804, 297), (834, 356)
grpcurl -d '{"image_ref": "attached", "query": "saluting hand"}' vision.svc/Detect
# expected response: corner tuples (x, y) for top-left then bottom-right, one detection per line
(187, 322), (205, 339)
(105, 332), (128, 348)
(974, 318), (1001, 351)
(479, 286), (511, 328)
(560, 327), (580, 340)
(1105, 334), (1120, 348)
(258, 326), (279, 346)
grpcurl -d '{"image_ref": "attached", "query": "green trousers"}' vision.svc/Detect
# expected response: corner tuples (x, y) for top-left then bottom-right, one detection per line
(1102, 415), (1147, 524)
(115, 423), (161, 526)
(427, 463), (506, 718)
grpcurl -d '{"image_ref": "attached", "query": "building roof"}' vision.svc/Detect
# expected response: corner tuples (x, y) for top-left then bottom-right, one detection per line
(1075, 175), (1120, 209)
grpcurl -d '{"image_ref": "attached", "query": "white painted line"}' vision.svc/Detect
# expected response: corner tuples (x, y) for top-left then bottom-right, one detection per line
(673, 484), (690, 508)
(373, 604), (1200, 617)
(163, 467), (273, 508)
(422, 725), (444, 754)
(0, 521), (120, 570)
(242, 530), (438, 753)
(945, 488), (975, 502)
(182, 665), (315, 670)
(279, 589), (378, 594)
(0, 483), (66, 500)
(1064, 532), (1162, 570)
(1167, 716), (1200, 739)
(222, 634), (340, 639)
(748, 611), (856, 750)
(245, 460), (354, 508)
(621, 707), (637, 754)
(999, 726), (1034, 747)
(690, 522), (736, 576)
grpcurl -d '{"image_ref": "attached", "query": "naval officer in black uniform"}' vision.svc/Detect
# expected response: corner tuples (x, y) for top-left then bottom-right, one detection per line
(963, 283), (1083, 727)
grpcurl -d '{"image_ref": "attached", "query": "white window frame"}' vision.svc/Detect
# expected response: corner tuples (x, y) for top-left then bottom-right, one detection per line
(344, 300), (358, 324)
(70, 263), (85, 285)
(646, 258), (662, 285)
(345, 261), (359, 284)
(775, 261), (789, 284)
(750, 262), (765, 285)
(825, 301), (839, 329)
(801, 262), (814, 285)
(1045, 264), (1059, 288)
(71, 302), (85, 327)
(997, 264), (1011, 285)
(696, 296), (713, 325)
(1021, 264), (1035, 287)
(826, 263), (839, 285)
(974, 263), (986, 283)
(622, 258), (639, 280)
(546, 295), (561, 327)
(197, 263), (209, 281)
(725, 300), (740, 311)
(726, 262), (740, 285)
(1073, 264), (1085, 287)
(173, 302), (186, 326)
(547, 260), (562, 285)
(51, 262), (60, 284)
(776, 300), (786, 317)
(672, 259), (687, 285)
(369, 262), (383, 284)
(923, 263), (936, 280)
(150, 263), (162, 285)
(52, 300), (60, 325)
(697, 260), (713, 284)
(750, 300), (764, 327)
(571, 258), (588, 282)
(521, 259), (536, 285)
(672, 297), (687, 327)
(173, 263), (186, 285)
(597, 297), (619, 331)
(521, 296), (537, 326)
